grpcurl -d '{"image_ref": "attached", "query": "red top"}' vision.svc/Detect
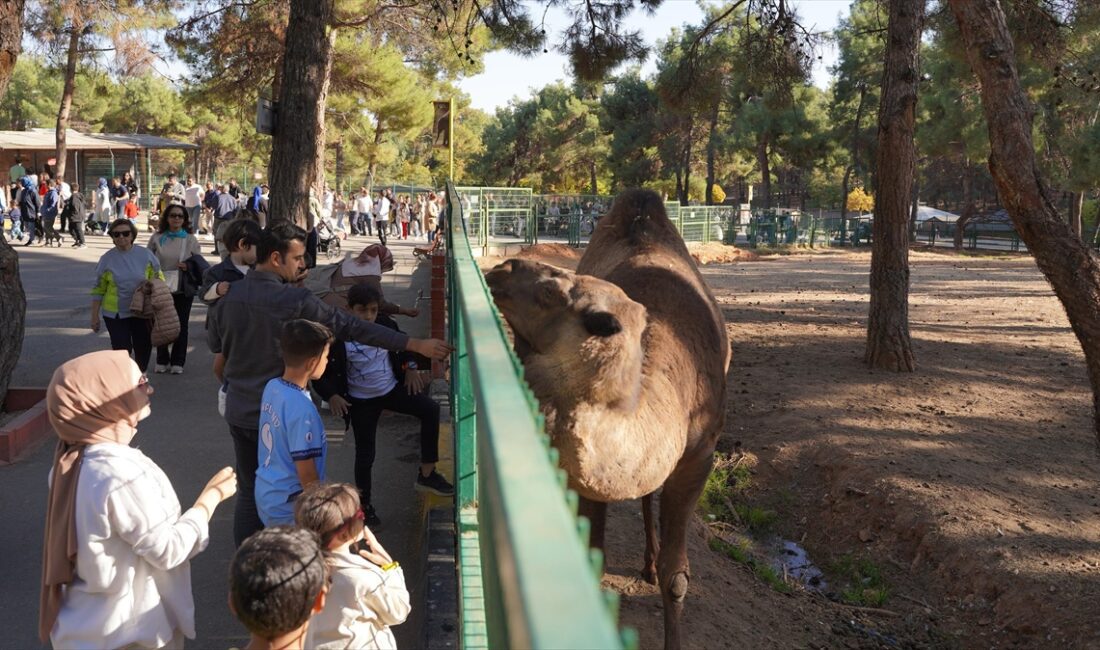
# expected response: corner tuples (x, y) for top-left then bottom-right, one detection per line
(124, 202), (139, 218)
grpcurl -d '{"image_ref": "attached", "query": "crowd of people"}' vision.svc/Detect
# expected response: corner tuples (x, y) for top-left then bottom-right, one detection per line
(24, 157), (458, 648)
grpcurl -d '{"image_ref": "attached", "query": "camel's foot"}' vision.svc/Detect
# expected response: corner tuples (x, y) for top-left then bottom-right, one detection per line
(641, 564), (658, 585)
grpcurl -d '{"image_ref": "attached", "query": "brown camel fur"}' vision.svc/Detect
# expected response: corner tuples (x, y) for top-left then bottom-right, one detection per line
(485, 189), (730, 650)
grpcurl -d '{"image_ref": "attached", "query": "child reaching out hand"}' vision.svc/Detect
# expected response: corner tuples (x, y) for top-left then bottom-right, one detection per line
(295, 482), (411, 650)
(312, 283), (453, 529)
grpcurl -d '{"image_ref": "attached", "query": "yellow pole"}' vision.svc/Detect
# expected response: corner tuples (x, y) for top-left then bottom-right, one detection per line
(448, 96), (455, 182)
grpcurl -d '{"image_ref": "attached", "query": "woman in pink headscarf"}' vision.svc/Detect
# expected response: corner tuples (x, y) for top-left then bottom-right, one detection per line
(39, 350), (238, 649)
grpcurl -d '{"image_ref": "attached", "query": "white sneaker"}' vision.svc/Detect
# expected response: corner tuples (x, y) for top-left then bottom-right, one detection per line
(154, 364), (169, 374)
(170, 365), (184, 375)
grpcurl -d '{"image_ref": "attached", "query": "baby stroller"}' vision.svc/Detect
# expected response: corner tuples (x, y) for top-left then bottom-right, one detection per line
(316, 219), (342, 260)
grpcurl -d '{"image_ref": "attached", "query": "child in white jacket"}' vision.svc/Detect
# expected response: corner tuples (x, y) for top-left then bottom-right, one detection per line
(295, 482), (411, 649)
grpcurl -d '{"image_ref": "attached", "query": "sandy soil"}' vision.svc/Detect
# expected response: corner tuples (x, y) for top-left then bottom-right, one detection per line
(504, 245), (1100, 649)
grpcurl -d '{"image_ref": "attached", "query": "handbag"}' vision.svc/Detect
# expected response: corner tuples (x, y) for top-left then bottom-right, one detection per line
(161, 238), (189, 293)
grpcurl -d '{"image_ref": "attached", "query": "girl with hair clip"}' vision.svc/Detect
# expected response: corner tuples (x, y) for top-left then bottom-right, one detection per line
(295, 482), (410, 650)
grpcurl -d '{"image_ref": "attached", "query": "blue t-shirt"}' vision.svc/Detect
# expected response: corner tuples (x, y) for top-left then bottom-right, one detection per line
(256, 378), (326, 526)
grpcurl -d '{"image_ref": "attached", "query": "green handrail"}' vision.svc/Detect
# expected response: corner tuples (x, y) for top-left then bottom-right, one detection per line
(445, 182), (634, 650)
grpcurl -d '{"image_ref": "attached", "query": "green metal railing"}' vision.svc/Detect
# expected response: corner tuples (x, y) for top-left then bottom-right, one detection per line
(445, 182), (634, 650)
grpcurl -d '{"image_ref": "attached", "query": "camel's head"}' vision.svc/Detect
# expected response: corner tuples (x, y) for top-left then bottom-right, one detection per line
(486, 259), (646, 404)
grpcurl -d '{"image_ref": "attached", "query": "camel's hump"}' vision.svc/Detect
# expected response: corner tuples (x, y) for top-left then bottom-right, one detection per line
(594, 188), (682, 249)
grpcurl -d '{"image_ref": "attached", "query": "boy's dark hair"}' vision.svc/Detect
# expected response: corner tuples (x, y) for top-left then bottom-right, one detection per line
(280, 319), (333, 367)
(347, 283), (383, 309)
(223, 218), (262, 252)
(229, 526), (327, 639)
(258, 222), (307, 264)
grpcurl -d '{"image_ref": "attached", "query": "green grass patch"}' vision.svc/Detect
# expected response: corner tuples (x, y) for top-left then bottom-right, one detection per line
(733, 504), (778, 532)
(698, 456), (753, 521)
(709, 537), (792, 594)
(828, 554), (889, 606)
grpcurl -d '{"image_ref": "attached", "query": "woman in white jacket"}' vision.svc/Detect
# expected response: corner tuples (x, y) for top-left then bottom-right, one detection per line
(39, 350), (237, 649)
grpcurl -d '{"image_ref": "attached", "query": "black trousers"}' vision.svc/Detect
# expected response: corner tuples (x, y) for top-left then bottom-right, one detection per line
(375, 220), (387, 245)
(69, 218), (85, 245)
(156, 293), (194, 367)
(348, 385), (440, 507)
(103, 316), (152, 372)
(229, 424), (263, 546)
(306, 228), (318, 268)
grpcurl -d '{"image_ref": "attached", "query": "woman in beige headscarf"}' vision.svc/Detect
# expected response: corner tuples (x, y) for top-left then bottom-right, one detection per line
(39, 350), (237, 649)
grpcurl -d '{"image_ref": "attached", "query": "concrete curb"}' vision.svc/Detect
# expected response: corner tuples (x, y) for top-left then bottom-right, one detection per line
(0, 388), (50, 464)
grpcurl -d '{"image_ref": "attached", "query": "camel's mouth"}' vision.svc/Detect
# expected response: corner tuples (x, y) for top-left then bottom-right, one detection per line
(512, 330), (534, 358)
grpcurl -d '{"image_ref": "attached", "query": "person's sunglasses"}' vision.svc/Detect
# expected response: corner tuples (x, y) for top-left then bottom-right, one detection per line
(167, 212), (185, 219)
(109, 230), (132, 238)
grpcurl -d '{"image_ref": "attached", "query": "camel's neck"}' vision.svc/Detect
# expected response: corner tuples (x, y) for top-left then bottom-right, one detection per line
(522, 326), (688, 501)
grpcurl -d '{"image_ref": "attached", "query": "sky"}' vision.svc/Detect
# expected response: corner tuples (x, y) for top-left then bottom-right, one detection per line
(458, 0), (852, 113)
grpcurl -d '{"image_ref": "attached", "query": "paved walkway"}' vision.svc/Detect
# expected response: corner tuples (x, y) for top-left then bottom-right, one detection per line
(0, 228), (442, 648)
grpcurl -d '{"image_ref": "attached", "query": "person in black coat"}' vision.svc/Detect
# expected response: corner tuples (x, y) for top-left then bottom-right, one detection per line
(311, 283), (452, 528)
(65, 183), (87, 248)
(18, 176), (41, 246)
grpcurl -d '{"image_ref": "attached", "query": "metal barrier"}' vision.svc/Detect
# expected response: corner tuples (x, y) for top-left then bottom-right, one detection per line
(445, 182), (634, 650)
(448, 185), (1031, 254)
(455, 186), (534, 249)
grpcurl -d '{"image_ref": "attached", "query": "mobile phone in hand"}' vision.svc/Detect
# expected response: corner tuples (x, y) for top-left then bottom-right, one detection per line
(349, 538), (371, 555)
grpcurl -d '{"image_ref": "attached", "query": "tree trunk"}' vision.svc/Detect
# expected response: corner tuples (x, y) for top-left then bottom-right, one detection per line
(865, 0), (925, 373)
(950, 0), (1100, 439)
(840, 82), (869, 224)
(705, 100), (719, 205)
(1071, 191), (1084, 238)
(680, 118), (693, 205)
(589, 160), (597, 196)
(312, 27), (337, 196)
(953, 201), (976, 251)
(366, 120), (383, 197)
(0, 0), (25, 410)
(756, 132), (771, 211)
(909, 170), (921, 243)
(54, 16), (81, 181)
(267, 0), (335, 228)
(334, 141), (343, 194)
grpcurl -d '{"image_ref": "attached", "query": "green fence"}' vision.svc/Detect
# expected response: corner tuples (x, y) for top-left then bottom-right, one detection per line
(445, 182), (634, 650)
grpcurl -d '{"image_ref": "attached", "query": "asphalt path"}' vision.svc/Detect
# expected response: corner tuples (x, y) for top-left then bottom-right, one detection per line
(0, 227), (439, 648)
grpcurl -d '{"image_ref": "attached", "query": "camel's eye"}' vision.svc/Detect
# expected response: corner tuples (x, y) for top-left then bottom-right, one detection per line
(582, 311), (621, 337)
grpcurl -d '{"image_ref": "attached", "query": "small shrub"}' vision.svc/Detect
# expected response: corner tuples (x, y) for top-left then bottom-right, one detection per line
(733, 504), (777, 532)
(709, 537), (792, 594)
(828, 554), (889, 606)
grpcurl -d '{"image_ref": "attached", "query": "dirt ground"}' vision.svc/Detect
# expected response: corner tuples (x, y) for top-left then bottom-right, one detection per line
(506, 244), (1100, 649)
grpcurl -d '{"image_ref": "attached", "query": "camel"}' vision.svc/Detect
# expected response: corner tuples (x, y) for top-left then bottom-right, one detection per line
(485, 189), (730, 649)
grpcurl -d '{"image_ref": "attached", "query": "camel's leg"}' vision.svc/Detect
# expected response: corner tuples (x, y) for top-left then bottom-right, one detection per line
(641, 492), (659, 584)
(657, 449), (714, 650)
(578, 496), (608, 553)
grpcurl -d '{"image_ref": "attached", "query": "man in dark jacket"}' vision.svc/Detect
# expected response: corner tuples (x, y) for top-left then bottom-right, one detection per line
(65, 182), (87, 248)
(213, 184), (239, 257)
(206, 222), (452, 545)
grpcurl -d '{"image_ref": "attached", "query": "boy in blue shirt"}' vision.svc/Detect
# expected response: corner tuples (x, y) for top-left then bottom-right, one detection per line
(256, 319), (334, 527)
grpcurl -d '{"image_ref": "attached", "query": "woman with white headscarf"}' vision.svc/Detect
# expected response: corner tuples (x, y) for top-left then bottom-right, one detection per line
(39, 350), (238, 649)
